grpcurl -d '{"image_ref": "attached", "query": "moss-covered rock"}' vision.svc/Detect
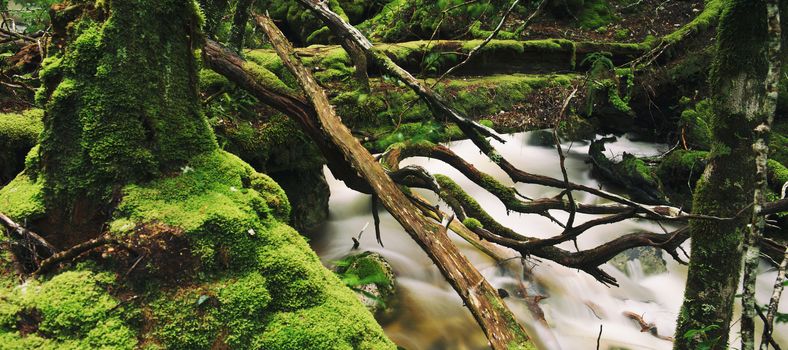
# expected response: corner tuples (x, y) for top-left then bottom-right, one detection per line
(656, 150), (708, 209)
(0, 149), (395, 349)
(334, 252), (397, 320)
(0, 110), (43, 185)
(0, 269), (138, 350)
(589, 138), (666, 204)
(679, 99), (714, 150)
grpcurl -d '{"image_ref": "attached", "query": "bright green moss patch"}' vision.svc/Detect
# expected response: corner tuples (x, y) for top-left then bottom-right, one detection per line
(199, 68), (232, 93)
(0, 270), (137, 350)
(767, 160), (788, 194)
(108, 149), (393, 349)
(657, 150), (708, 188)
(462, 218), (483, 230)
(0, 173), (45, 221)
(770, 119), (788, 166)
(576, 0), (616, 29)
(0, 109), (43, 184)
(115, 150), (290, 237)
(242, 61), (295, 95)
(661, 0), (723, 44)
(679, 99), (714, 150)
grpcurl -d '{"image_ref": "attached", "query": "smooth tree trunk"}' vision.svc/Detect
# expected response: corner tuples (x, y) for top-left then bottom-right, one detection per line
(257, 14), (536, 350)
(674, 1), (777, 349)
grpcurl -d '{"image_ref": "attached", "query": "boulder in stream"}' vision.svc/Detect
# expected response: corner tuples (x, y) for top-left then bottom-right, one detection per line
(334, 252), (397, 320)
(609, 246), (668, 278)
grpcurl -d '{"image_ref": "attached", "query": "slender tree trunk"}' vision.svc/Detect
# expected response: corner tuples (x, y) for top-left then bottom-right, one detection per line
(229, 0), (253, 52)
(340, 38), (370, 92)
(741, 2), (782, 349)
(200, 0), (229, 38)
(674, 1), (777, 349)
(257, 14), (535, 350)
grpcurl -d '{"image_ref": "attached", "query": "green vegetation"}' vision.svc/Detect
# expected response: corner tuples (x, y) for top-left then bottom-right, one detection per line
(334, 252), (396, 317)
(0, 269), (137, 350)
(37, 1), (216, 204)
(0, 109), (42, 184)
(0, 1), (396, 348)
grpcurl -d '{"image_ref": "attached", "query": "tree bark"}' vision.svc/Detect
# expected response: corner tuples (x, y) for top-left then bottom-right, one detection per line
(257, 14), (535, 350)
(340, 38), (370, 92)
(674, 1), (777, 349)
(741, 1), (782, 347)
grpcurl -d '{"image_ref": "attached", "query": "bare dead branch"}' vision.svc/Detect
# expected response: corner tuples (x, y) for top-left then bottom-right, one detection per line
(32, 236), (114, 277)
(0, 212), (57, 256)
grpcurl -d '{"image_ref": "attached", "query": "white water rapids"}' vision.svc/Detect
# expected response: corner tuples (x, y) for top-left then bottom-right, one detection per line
(307, 131), (788, 350)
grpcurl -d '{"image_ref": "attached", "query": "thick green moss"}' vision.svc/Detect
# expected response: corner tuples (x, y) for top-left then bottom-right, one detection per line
(255, 0), (367, 45)
(0, 270), (137, 350)
(770, 119), (788, 166)
(0, 172), (45, 221)
(109, 149), (394, 349)
(357, 0), (505, 42)
(199, 68), (232, 93)
(575, 0), (617, 29)
(462, 218), (483, 230)
(39, 0), (216, 203)
(657, 150), (707, 187)
(0, 109), (43, 184)
(655, 150), (707, 209)
(661, 0), (723, 44)
(767, 160), (788, 194)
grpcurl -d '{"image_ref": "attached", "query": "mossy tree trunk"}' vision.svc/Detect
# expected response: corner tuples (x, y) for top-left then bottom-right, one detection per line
(673, 1), (775, 349)
(201, 0), (230, 38)
(36, 0), (216, 247)
(229, 0), (254, 52)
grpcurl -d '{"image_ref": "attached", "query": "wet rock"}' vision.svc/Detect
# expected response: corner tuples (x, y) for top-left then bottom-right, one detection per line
(609, 246), (668, 278)
(334, 252), (397, 320)
(589, 138), (667, 204)
(526, 129), (556, 147)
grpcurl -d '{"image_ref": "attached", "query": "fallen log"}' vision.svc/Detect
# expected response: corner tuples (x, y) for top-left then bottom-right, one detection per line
(256, 14), (535, 350)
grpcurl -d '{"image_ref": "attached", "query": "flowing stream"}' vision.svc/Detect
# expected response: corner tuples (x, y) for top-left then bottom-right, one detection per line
(307, 131), (788, 350)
